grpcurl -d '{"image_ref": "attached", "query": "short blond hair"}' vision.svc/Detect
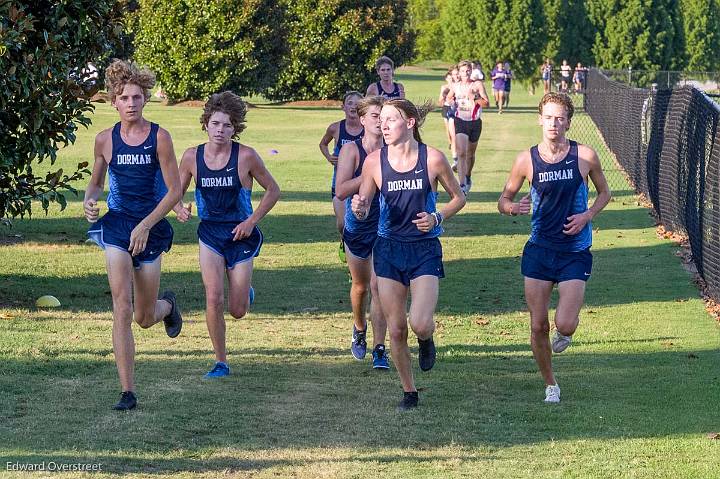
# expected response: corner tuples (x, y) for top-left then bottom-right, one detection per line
(539, 92), (575, 121)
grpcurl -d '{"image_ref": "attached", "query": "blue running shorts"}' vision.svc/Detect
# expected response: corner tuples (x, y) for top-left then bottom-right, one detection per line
(521, 241), (593, 283)
(343, 229), (377, 260)
(373, 236), (444, 286)
(198, 221), (263, 269)
(87, 210), (173, 269)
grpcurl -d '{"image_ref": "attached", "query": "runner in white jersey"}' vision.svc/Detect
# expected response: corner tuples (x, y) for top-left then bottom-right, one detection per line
(446, 60), (489, 195)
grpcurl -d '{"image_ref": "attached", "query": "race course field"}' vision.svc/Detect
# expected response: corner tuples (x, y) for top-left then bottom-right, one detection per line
(1, 65), (718, 478)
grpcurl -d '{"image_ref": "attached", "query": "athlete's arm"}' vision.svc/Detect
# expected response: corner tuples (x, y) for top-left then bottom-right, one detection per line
(563, 145), (612, 235)
(83, 130), (110, 223)
(173, 148), (196, 222)
(438, 85), (448, 105)
(352, 151), (380, 220)
(232, 147), (280, 241)
(397, 82), (406, 99)
(128, 128), (181, 256)
(335, 142), (360, 200)
(473, 81), (490, 108)
(319, 122), (339, 166)
(498, 151), (532, 216)
(413, 148), (465, 232)
(366, 83), (378, 96)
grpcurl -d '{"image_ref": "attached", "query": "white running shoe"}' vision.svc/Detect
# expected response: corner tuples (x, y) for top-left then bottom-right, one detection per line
(551, 331), (572, 353)
(544, 384), (561, 403)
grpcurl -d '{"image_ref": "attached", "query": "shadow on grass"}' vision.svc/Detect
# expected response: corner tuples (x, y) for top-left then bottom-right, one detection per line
(1, 345), (718, 473)
(0, 243), (697, 316)
(4, 203), (654, 248)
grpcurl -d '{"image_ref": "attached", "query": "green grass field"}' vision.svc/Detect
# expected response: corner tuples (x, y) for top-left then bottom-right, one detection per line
(1, 65), (719, 478)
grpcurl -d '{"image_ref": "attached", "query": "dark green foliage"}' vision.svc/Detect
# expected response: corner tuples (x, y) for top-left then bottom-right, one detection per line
(131, 0), (286, 102)
(408, 0), (446, 61)
(264, 0), (414, 101)
(0, 0), (123, 219)
(592, 0), (685, 70)
(681, 0), (720, 71)
(441, 0), (546, 82)
(542, 0), (596, 65)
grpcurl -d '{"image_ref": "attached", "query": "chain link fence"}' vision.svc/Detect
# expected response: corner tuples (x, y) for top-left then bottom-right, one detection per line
(573, 68), (720, 301)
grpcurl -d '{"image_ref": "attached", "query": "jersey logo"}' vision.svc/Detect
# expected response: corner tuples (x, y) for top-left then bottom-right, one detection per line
(414, 169), (424, 174)
(565, 159), (575, 164)
(387, 178), (423, 192)
(144, 144), (153, 150)
(537, 169), (573, 183)
(116, 154), (152, 165)
(226, 167), (235, 172)
(200, 176), (234, 187)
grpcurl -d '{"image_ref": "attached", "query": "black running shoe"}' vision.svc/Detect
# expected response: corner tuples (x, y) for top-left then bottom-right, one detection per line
(397, 391), (419, 411)
(112, 391), (137, 411)
(418, 336), (436, 371)
(160, 290), (182, 338)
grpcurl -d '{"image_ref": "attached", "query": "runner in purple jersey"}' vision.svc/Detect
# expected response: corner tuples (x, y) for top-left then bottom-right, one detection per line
(491, 61), (507, 113)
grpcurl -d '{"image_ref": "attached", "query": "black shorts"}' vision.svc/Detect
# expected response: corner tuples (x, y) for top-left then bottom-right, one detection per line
(454, 118), (482, 143)
(521, 241), (592, 283)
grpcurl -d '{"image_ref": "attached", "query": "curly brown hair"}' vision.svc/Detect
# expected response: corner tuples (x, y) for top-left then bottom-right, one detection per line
(538, 92), (575, 121)
(105, 60), (155, 102)
(200, 91), (247, 138)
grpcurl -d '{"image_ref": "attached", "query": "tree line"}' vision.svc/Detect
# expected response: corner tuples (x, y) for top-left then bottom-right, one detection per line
(411, 0), (720, 82)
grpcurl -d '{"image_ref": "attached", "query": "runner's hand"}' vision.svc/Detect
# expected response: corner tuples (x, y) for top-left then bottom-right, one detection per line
(564, 211), (590, 235)
(176, 202), (192, 223)
(128, 222), (150, 256)
(84, 199), (100, 223)
(232, 219), (255, 241)
(351, 194), (369, 220)
(328, 155), (338, 166)
(513, 193), (531, 215)
(412, 212), (436, 232)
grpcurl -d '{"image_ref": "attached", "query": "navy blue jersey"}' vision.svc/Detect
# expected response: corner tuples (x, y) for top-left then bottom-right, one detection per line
(376, 81), (402, 99)
(378, 144), (441, 241)
(106, 122), (167, 219)
(195, 142), (253, 223)
(529, 140), (591, 251)
(344, 140), (379, 234)
(332, 120), (364, 156)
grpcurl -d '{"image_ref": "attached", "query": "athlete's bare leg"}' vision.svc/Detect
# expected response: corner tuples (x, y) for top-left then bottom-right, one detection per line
(346, 248), (372, 332)
(199, 243), (228, 363)
(378, 277), (414, 391)
(555, 280), (585, 337)
(525, 277), (556, 386)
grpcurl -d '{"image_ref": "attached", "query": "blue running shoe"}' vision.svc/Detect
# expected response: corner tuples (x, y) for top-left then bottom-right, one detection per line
(248, 286), (255, 306)
(204, 361), (230, 378)
(372, 344), (390, 370)
(351, 325), (367, 360)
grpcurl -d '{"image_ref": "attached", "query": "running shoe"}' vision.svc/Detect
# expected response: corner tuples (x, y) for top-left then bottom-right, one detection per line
(160, 290), (182, 338)
(372, 344), (390, 370)
(205, 361), (230, 378)
(351, 325), (367, 360)
(418, 336), (436, 371)
(465, 176), (472, 193)
(544, 384), (561, 403)
(460, 184), (468, 196)
(112, 391), (137, 411)
(338, 241), (346, 263)
(397, 391), (419, 411)
(248, 286), (255, 306)
(551, 331), (572, 353)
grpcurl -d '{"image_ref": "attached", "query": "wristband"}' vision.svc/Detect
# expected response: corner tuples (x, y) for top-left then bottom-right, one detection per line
(431, 212), (443, 226)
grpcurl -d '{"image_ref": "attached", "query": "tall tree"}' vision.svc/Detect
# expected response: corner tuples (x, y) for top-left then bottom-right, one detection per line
(682, 0), (720, 71)
(593, 0), (685, 70)
(265, 0), (414, 101)
(0, 0), (123, 219)
(408, 0), (446, 61)
(132, 0), (286, 102)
